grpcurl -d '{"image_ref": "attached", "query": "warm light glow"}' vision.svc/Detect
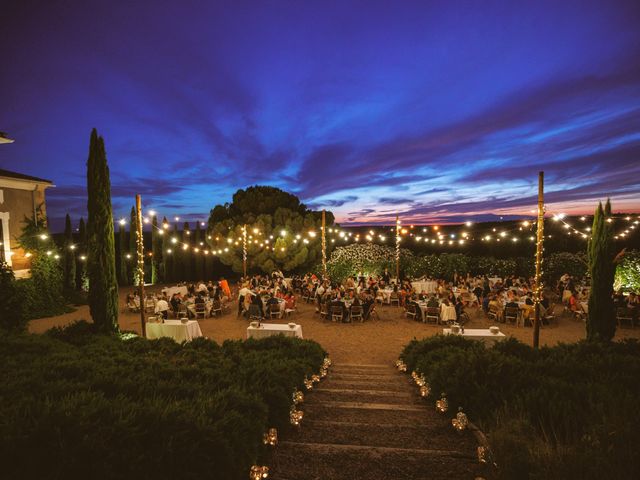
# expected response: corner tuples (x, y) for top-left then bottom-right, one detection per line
(465, 221), (472, 227)
(40, 234), (48, 240)
(119, 219), (126, 225)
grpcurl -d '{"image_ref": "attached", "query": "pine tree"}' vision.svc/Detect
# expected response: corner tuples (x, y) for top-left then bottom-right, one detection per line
(129, 206), (137, 285)
(194, 222), (204, 281)
(76, 218), (87, 290)
(62, 213), (76, 291)
(118, 220), (128, 285)
(587, 199), (616, 341)
(151, 215), (163, 284)
(86, 129), (119, 332)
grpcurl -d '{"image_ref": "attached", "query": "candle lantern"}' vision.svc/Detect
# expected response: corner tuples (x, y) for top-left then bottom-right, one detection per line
(420, 384), (431, 398)
(311, 374), (320, 383)
(320, 367), (328, 378)
(250, 465), (269, 479)
(451, 407), (468, 432)
(263, 428), (278, 446)
(323, 357), (332, 368)
(411, 371), (418, 381)
(292, 389), (304, 405)
(289, 406), (304, 426)
(477, 446), (489, 464)
(303, 377), (313, 390)
(416, 375), (426, 387)
(436, 393), (448, 414)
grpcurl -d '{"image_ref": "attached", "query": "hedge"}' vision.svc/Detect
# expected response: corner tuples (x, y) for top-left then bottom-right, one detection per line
(400, 335), (640, 479)
(0, 323), (326, 479)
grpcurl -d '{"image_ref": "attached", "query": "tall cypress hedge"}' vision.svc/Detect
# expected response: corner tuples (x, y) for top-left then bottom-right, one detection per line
(76, 218), (87, 290)
(151, 215), (162, 284)
(118, 221), (128, 286)
(195, 222), (204, 281)
(86, 129), (119, 333)
(587, 200), (616, 341)
(62, 213), (76, 290)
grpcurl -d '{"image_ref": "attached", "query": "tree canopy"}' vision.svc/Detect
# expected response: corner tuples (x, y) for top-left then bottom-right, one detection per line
(206, 186), (335, 274)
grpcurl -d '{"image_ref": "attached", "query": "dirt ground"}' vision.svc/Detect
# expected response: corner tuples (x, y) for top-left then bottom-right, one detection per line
(28, 285), (640, 365)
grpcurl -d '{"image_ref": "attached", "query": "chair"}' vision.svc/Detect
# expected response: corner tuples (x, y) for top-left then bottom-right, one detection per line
(194, 302), (207, 319)
(505, 307), (520, 326)
(210, 300), (223, 317)
(127, 301), (140, 313)
(331, 306), (344, 322)
(301, 289), (312, 303)
(177, 304), (188, 319)
(389, 292), (400, 307)
(487, 305), (500, 322)
(425, 307), (440, 324)
(248, 304), (263, 320)
(269, 303), (281, 319)
(542, 304), (556, 326)
(350, 305), (363, 322)
(144, 298), (155, 313)
(405, 304), (417, 321)
(616, 307), (635, 328)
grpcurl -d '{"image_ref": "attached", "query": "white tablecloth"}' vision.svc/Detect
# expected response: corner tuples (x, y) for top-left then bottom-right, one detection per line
(488, 277), (501, 286)
(380, 289), (394, 302)
(580, 302), (589, 313)
(247, 323), (303, 339)
(146, 320), (203, 342)
(443, 328), (506, 344)
(440, 304), (457, 322)
(412, 281), (437, 294)
(162, 286), (189, 298)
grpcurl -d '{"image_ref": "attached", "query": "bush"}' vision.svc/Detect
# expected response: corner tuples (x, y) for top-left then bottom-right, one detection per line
(400, 336), (640, 479)
(615, 249), (640, 291)
(0, 326), (326, 479)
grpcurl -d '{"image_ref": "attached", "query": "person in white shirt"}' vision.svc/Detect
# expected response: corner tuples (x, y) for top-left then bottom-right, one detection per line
(155, 297), (170, 319)
(197, 282), (208, 293)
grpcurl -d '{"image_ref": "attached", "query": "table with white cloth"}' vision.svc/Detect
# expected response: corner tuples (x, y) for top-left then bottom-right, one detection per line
(162, 286), (189, 298)
(380, 289), (394, 303)
(580, 302), (589, 313)
(443, 328), (506, 344)
(488, 277), (501, 286)
(146, 320), (203, 342)
(247, 323), (303, 339)
(440, 304), (458, 323)
(412, 280), (437, 294)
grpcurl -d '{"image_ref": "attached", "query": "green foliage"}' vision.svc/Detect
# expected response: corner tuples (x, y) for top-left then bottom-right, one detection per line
(326, 243), (412, 281)
(587, 200), (616, 341)
(128, 206), (138, 285)
(76, 218), (88, 291)
(207, 186), (335, 274)
(615, 249), (640, 291)
(62, 214), (76, 290)
(86, 129), (119, 333)
(0, 327), (325, 479)
(544, 252), (588, 283)
(400, 336), (640, 479)
(117, 221), (128, 285)
(0, 261), (26, 331)
(194, 222), (205, 280)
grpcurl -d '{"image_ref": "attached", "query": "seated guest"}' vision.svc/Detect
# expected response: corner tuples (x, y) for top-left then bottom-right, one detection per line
(155, 296), (170, 319)
(170, 293), (181, 316)
(426, 294), (439, 308)
(250, 293), (265, 318)
(407, 295), (422, 321)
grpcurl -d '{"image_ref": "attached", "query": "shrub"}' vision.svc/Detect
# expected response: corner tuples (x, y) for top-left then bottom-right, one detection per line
(399, 336), (640, 479)
(0, 328), (326, 479)
(615, 249), (640, 291)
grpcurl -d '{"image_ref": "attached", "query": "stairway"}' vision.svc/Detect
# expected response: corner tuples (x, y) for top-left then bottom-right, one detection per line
(271, 364), (482, 480)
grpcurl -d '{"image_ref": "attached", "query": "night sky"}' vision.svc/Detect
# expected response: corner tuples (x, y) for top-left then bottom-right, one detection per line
(1, 0), (639, 231)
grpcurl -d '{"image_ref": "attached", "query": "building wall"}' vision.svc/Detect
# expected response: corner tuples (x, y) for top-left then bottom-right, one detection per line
(0, 183), (48, 273)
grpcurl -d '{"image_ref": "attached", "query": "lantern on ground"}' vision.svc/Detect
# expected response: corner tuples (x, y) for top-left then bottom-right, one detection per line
(451, 407), (468, 432)
(292, 389), (304, 405)
(436, 393), (448, 414)
(250, 465), (269, 479)
(263, 428), (278, 446)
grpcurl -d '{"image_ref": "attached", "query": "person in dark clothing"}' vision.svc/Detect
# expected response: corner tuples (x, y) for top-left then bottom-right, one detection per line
(251, 293), (265, 318)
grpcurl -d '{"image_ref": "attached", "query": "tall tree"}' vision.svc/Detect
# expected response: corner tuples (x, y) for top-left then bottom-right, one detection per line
(129, 206), (137, 285)
(62, 213), (76, 291)
(587, 200), (616, 341)
(172, 223), (181, 281)
(161, 217), (172, 283)
(151, 215), (163, 284)
(86, 129), (118, 332)
(76, 217), (87, 290)
(118, 220), (128, 285)
(195, 222), (204, 280)
(183, 222), (193, 281)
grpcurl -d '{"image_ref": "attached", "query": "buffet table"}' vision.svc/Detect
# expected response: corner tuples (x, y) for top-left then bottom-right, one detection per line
(247, 323), (303, 340)
(443, 328), (506, 344)
(146, 320), (203, 342)
(412, 280), (437, 294)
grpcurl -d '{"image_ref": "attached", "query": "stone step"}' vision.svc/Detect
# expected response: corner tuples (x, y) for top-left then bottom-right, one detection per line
(308, 388), (423, 406)
(335, 363), (393, 369)
(271, 442), (480, 480)
(329, 372), (407, 382)
(318, 378), (410, 392)
(303, 403), (434, 426)
(331, 365), (396, 375)
(286, 420), (477, 451)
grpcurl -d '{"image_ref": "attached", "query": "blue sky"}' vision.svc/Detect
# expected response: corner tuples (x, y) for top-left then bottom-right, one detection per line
(1, 0), (639, 230)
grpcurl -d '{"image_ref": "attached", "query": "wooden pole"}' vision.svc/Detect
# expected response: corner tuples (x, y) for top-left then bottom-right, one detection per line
(395, 215), (400, 282)
(135, 194), (146, 337)
(321, 209), (327, 278)
(533, 171), (544, 349)
(242, 224), (247, 279)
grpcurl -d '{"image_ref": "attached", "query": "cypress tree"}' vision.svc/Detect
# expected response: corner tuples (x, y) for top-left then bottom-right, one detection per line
(118, 220), (128, 285)
(151, 215), (163, 284)
(587, 199), (616, 341)
(161, 217), (172, 282)
(172, 223), (181, 281)
(129, 206), (137, 285)
(62, 213), (76, 291)
(76, 217), (87, 290)
(86, 129), (119, 332)
(195, 222), (204, 281)
(183, 222), (193, 281)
